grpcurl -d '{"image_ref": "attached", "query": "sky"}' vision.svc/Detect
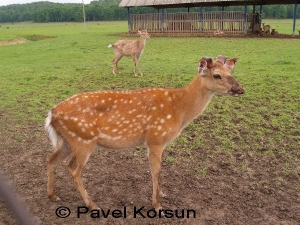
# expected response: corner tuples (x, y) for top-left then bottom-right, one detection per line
(0, 0), (92, 7)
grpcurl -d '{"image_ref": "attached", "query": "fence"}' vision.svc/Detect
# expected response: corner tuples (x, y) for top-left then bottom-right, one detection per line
(129, 11), (256, 34)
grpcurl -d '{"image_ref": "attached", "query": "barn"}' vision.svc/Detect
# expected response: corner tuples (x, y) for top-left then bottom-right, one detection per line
(119, 0), (298, 35)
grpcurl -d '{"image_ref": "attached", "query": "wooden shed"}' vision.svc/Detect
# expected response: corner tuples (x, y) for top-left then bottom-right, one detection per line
(119, 0), (298, 35)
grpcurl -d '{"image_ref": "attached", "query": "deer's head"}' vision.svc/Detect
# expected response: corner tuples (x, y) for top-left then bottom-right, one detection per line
(198, 55), (245, 96)
(137, 29), (150, 39)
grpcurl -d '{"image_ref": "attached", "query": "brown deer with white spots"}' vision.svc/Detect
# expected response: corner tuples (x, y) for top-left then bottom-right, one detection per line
(262, 23), (271, 34)
(46, 55), (244, 212)
(108, 29), (150, 76)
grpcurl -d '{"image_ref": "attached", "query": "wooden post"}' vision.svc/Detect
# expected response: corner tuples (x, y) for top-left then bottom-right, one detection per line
(252, 4), (256, 33)
(221, 6), (224, 31)
(259, 4), (262, 29)
(243, 3), (247, 34)
(161, 6), (164, 33)
(82, 0), (86, 33)
(199, 6), (203, 33)
(127, 7), (130, 33)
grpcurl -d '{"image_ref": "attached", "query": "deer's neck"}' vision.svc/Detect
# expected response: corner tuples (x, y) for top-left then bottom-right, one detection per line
(138, 38), (147, 50)
(176, 75), (214, 127)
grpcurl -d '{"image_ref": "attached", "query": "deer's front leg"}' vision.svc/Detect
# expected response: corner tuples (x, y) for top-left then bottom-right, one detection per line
(137, 56), (143, 77)
(148, 145), (164, 211)
(132, 55), (138, 76)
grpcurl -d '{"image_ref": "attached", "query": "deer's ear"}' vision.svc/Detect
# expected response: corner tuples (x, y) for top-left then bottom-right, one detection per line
(224, 58), (239, 70)
(198, 57), (213, 75)
(216, 55), (227, 64)
(137, 29), (142, 35)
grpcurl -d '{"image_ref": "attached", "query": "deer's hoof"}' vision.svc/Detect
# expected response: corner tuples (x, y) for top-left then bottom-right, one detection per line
(49, 194), (61, 202)
(88, 202), (100, 211)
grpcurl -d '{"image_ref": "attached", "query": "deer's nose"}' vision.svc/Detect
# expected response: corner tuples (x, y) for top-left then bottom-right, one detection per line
(230, 85), (245, 95)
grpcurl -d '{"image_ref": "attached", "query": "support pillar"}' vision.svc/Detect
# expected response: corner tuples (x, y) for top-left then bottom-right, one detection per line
(292, 0), (298, 36)
(199, 6), (203, 33)
(126, 7), (130, 33)
(161, 6), (164, 33)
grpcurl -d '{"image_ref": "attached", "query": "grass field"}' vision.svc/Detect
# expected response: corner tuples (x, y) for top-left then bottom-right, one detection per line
(262, 19), (299, 34)
(0, 20), (299, 224)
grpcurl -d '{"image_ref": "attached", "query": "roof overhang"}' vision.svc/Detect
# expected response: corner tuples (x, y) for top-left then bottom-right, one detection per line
(119, 0), (298, 8)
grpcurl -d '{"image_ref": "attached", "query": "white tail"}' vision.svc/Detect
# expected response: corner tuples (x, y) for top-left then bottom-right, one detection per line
(108, 29), (150, 76)
(46, 55), (244, 211)
(45, 111), (58, 147)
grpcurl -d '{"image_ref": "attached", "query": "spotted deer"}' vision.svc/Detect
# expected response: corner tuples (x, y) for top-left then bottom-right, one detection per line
(46, 55), (244, 212)
(108, 29), (150, 76)
(262, 23), (271, 34)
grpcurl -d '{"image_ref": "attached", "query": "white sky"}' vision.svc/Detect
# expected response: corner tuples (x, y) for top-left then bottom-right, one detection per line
(0, 0), (92, 7)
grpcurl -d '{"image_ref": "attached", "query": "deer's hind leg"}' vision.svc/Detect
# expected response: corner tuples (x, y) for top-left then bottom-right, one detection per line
(47, 139), (72, 201)
(112, 53), (123, 75)
(147, 145), (165, 211)
(67, 142), (98, 210)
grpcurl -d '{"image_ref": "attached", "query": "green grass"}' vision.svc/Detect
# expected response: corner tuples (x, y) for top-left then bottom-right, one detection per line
(262, 19), (298, 34)
(0, 20), (299, 179)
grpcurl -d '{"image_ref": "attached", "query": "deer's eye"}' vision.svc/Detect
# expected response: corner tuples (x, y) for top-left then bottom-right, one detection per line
(213, 74), (222, 79)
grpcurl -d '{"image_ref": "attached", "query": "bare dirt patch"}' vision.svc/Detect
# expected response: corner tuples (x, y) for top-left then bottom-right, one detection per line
(0, 117), (299, 225)
(0, 38), (27, 46)
(0, 35), (57, 46)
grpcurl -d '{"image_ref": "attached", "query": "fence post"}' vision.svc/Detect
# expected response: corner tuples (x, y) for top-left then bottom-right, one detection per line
(199, 6), (203, 33)
(243, 3), (247, 33)
(161, 6), (164, 33)
(292, 0), (298, 36)
(127, 7), (130, 33)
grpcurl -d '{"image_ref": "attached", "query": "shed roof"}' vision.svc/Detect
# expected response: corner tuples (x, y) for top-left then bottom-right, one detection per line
(119, 0), (297, 8)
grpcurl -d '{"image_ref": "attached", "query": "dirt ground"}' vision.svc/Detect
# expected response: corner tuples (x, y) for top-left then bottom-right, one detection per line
(0, 115), (299, 225)
(0, 38), (27, 46)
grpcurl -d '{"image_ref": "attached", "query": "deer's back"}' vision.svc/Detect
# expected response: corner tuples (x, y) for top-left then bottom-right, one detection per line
(51, 89), (183, 149)
(112, 40), (140, 56)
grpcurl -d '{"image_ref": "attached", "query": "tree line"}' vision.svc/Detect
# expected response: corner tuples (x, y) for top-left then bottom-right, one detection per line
(0, 0), (298, 23)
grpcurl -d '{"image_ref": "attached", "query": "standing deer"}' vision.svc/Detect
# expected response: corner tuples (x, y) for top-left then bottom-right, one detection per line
(262, 23), (271, 34)
(46, 55), (244, 212)
(108, 29), (150, 76)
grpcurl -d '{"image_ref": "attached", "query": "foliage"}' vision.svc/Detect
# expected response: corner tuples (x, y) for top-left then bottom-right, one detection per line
(0, 1), (299, 23)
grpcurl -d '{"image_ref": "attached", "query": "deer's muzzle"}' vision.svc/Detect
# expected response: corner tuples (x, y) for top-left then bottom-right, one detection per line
(228, 85), (245, 96)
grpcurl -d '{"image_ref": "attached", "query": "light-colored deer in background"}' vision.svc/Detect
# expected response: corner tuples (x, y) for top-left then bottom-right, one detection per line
(271, 29), (279, 36)
(262, 23), (271, 34)
(108, 29), (150, 76)
(45, 55), (244, 212)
